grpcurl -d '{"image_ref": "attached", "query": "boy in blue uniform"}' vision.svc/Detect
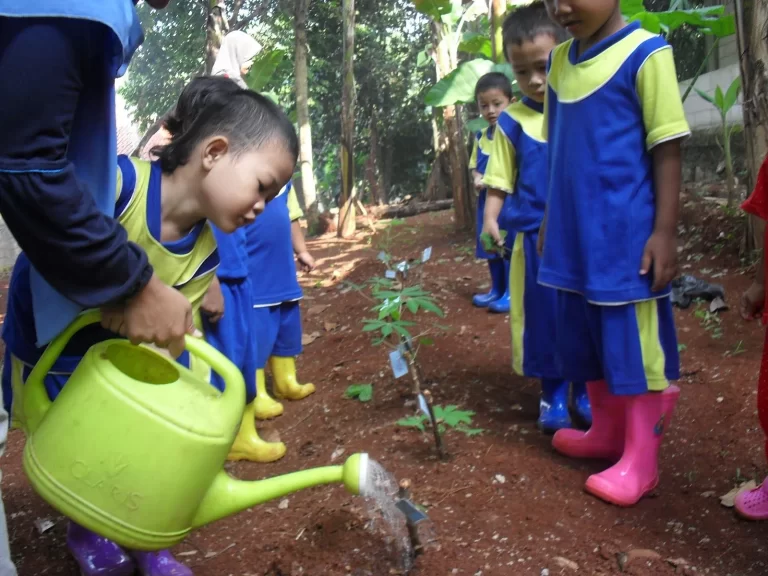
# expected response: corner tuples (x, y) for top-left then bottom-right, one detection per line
(244, 181), (316, 421)
(482, 3), (590, 432)
(540, 0), (690, 506)
(469, 73), (514, 313)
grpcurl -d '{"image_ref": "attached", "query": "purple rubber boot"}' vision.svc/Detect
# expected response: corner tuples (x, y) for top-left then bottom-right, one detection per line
(66, 522), (135, 576)
(131, 550), (193, 576)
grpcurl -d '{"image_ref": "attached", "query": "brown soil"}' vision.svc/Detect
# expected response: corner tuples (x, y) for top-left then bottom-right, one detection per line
(3, 199), (768, 576)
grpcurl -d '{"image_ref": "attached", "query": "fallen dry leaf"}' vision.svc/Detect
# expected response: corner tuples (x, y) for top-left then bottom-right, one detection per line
(302, 331), (322, 346)
(307, 304), (331, 315)
(619, 549), (662, 571)
(720, 480), (756, 507)
(552, 557), (578, 571)
(324, 321), (339, 332)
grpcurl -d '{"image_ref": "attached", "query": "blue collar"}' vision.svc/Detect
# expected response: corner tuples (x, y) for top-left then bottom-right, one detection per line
(522, 96), (544, 114)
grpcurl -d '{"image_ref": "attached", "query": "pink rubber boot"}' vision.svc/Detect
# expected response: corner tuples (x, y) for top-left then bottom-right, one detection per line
(585, 385), (680, 507)
(734, 478), (768, 520)
(552, 381), (626, 461)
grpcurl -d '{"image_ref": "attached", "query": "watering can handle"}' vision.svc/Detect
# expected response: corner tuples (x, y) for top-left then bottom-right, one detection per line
(23, 309), (244, 434)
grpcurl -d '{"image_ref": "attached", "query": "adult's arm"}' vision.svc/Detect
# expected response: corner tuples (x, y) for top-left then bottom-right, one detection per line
(0, 17), (153, 308)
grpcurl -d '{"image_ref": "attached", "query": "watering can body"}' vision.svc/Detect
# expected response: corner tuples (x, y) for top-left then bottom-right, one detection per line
(21, 311), (370, 551)
(22, 311), (244, 550)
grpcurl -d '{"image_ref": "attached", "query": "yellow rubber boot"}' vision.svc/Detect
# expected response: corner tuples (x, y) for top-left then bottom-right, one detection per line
(253, 368), (284, 420)
(270, 356), (316, 401)
(227, 401), (287, 463)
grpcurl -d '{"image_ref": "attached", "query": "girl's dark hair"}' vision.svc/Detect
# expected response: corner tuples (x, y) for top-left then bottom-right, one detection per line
(154, 76), (299, 173)
(475, 72), (513, 102)
(502, 1), (568, 48)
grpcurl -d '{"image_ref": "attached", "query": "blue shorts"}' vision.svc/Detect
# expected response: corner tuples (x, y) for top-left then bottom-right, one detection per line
(509, 232), (561, 379)
(252, 300), (303, 369)
(475, 189), (514, 259)
(203, 278), (258, 403)
(554, 291), (680, 395)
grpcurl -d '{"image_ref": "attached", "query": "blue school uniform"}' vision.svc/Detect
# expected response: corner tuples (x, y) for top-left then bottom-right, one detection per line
(0, 3), (148, 345)
(470, 127), (514, 258)
(203, 227), (259, 403)
(483, 98), (560, 378)
(245, 182), (304, 369)
(540, 23), (690, 394)
(2, 157), (219, 421)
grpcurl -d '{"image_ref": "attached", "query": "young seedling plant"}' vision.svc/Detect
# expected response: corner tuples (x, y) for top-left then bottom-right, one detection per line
(695, 76), (742, 207)
(347, 219), (479, 459)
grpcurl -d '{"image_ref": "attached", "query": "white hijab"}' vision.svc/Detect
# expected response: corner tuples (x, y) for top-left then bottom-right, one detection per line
(211, 31), (262, 88)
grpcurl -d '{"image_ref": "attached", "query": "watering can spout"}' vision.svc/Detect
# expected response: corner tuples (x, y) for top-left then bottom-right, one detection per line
(191, 453), (370, 528)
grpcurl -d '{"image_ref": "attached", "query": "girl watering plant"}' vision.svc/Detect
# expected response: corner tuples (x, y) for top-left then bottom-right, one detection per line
(2, 76), (298, 576)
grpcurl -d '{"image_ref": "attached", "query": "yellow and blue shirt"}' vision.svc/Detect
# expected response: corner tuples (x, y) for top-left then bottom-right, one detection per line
(245, 181), (304, 307)
(3, 156), (219, 378)
(538, 22), (690, 304)
(482, 97), (547, 233)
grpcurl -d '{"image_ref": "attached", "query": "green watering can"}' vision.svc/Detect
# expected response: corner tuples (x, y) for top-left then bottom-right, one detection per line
(21, 310), (369, 550)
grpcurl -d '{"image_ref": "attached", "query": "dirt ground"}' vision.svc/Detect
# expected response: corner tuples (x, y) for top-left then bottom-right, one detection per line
(3, 196), (768, 576)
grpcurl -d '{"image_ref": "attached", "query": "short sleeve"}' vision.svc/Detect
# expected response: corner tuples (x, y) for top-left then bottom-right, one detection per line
(469, 135), (480, 170)
(482, 127), (517, 194)
(287, 185), (304, 221)
(636, 46), (690, 150)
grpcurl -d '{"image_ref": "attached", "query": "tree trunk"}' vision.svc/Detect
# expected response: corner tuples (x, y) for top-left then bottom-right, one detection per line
(205, 1), (229, 74)
(433, 20), (473, 230)
(369, 111), (386, 205)
(491, 0), (506, 63)
(338, 0), (357, 238)
(735, 0), (768, 252)
(294, 0), (320, 232)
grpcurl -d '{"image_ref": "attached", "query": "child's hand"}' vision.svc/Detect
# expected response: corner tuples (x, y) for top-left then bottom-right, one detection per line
(297, 251), (316, 272)
(640, 230), (677, 292)
(102, 274), (196, 359)
(741, 282), (765, 321)
(473, 173), (484, 192)
(482, 219), (503, 247)
(201, 276), (225, 323)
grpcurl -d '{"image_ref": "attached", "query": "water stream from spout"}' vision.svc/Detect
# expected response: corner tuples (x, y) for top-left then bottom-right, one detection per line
(360, 459), (414, 574)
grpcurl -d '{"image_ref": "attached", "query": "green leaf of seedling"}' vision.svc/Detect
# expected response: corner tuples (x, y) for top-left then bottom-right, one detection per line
(362, 320), (385, 332)
(406, 299), (419, 314)
(416, 298), (445, 317)
(345, 383), (373, 402)
(724, 76), (742, 113)
(434, 405), (475, 427)
(381, 324), (394, 337)
(480, 230), (507, 254)
(695, 87), (716, 106)
(714, 85), (725, 112)
(419, 336), (435, 346)
(397, 415), (427, 432)
(459, 427), (485, 437)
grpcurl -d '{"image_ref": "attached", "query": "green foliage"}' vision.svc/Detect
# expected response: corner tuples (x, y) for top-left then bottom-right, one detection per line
(426, 60), (515, 107)
(345, 383), (374, 402)
(466, 116), (489, 134)
(621, 0), (735, 37)
(244, 49), (287, 94)
(397, 405), (483, 436)
(480, 230), (508, 254)
(459, 32), (492, 58)
(694, 304), (724, 340)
